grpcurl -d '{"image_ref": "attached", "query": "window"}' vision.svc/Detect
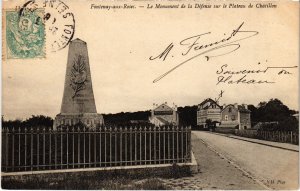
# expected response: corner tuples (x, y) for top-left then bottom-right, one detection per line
(231, 115), (235, 120)
(228, 107), (232, 112)
(225, 115), (228, 121)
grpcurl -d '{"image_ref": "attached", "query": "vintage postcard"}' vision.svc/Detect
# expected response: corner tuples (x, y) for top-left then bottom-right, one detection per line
(1, 0), (299, 190)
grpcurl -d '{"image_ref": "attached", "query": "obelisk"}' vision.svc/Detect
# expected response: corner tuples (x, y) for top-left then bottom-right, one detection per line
(54, 38), (104, 129)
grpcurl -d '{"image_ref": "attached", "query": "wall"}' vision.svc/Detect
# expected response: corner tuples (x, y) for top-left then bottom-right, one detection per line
(239, 112), (251, 129)
(221, 105), (239, 122)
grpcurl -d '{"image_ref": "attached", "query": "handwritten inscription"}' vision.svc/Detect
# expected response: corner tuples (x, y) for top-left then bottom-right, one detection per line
(150, 22), (259, 83)
(216, 63), (297, 85)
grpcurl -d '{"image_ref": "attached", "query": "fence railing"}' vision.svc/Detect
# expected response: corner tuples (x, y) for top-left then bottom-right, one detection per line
(234, 129), (299, 145)
(1, 126), (191, 173)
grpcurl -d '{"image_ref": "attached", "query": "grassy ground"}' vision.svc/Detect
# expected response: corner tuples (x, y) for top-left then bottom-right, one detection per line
(2, 164), (191, 189)
(2, 176), (170, 190)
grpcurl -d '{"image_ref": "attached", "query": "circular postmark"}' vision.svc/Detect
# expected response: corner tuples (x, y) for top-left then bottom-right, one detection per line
(6, 7), (45, 59)
(19, 0), (75, 52)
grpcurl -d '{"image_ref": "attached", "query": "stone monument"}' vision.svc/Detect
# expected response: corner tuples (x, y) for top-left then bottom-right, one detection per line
(54, 38), (104, 129)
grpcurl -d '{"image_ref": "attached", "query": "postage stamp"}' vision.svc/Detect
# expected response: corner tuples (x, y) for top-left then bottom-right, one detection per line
(5, 8), (45, 59)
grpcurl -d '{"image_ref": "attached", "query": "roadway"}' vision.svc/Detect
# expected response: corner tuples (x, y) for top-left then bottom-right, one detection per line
(192, 131), (299, 190)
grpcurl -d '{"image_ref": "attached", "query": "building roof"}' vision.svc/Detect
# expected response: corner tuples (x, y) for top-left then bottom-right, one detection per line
(222, 104), (251, 113)
(237, 105), (251, 113)
(199, 98), (222, 109)
(153, 103), (174, 111)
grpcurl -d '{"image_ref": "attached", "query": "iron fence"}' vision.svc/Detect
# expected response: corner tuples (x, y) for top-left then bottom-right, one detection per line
(235, 129), (299, 145)
(1, 126), (191, 172)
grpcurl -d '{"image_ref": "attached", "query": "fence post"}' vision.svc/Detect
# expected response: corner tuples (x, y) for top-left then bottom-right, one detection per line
(37, 128), (40, 170)
(83, 126), (86, 168)
(24, 128), (27, 171)
(7, 127), (10, 172)
(144, 126), (147, 165)
(115, 127), (118, 165)
(163, 126), (166, 164)
(154, 126), (156, 164)
(12, 128), (15, 171)
(60, 127), (63, 169)
(120, 127), (123, 165)
(134, 126), (137, 165)
(167, 126), (170, 161)
(43, 127), (46, 170)
(158, 126), (161, 164)
(31, 127), (33, 171)
(94, 127), (97, 167)
(18, 127), (21, 171)
(185, 126), (188, 161)
(99, 126), (102, 167)
(66, 127), (69, 169)
(104, 126), (107, 166)
(88, 127), (91, 168)
(109, 126), (112, 166)
(176, 126), (179, 163)
(172, 126), (175, 163)
(4, 127), (8, 172)
(130, 127), (132, 164)
(189, 126), (192, 161)
(124, 126), (127, 166)
(149, 126), (152, 164)
(72, 126), (75, 169)
(77, 126), (80, 168)
(139, 127), (142, 165)
(181, 126), (183, 163)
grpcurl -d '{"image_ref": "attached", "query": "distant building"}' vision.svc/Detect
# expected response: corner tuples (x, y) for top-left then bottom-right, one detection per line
(293, 113), (299, 121)
(197, 98), (222, 128)
(219, 104), (251, 130)
(149, 103), (179, 126)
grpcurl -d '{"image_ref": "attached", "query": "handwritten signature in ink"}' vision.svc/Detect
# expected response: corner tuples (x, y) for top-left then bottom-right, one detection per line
(149, 22), (259, 83)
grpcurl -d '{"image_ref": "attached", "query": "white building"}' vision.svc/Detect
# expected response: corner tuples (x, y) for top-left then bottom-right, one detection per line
(149, 103), (179, 126)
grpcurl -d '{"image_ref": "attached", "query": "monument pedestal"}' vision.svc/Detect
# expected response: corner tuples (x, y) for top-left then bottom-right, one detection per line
(54, 113), (104, 129)
(54, 38), (104, 130)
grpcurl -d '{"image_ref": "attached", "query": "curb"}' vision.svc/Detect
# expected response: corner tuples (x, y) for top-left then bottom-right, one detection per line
(1, 154), (198, 177)
(209, 132), (299, 152)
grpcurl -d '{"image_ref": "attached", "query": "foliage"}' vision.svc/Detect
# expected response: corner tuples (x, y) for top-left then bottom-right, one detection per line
(259, 116), (299, 132)
(248, 98), (298, 132)
(103, 110), (151, 126)
(177, 105), (197, 127)
(2, 115), (53, 128)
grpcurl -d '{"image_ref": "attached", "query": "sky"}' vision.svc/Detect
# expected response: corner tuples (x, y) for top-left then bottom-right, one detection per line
(2, 1), (299, 120)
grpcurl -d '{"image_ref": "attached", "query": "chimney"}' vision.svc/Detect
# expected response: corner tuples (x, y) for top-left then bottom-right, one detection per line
(234, 103), (238, 108)
(244, 104), (248, 110)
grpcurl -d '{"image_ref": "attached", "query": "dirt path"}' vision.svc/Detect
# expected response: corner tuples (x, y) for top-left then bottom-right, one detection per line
(159, 133), (264, 190)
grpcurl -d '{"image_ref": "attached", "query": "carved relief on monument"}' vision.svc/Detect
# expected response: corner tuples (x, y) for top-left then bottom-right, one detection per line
(69, 54), (88, 99)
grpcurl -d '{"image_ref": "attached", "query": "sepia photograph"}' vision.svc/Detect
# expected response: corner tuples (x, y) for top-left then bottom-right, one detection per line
(1, 0), (299, 190)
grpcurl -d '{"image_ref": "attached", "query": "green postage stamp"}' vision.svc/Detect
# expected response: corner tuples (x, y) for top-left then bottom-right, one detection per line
(5, 9), (45, 59)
